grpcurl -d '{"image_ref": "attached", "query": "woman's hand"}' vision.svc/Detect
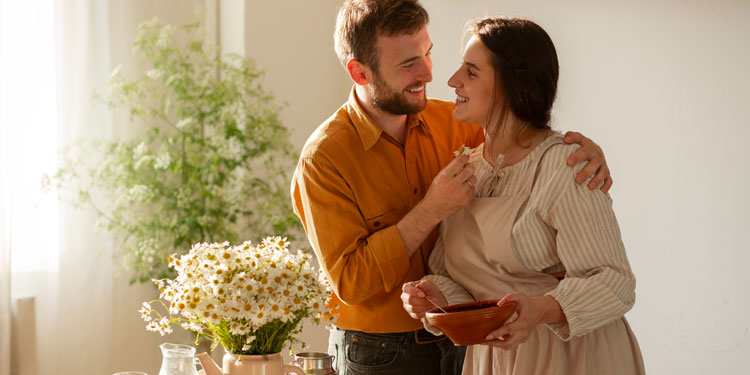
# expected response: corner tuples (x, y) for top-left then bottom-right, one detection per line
(401, 280), (448, 320)
(563, 131), (613, 193)
(484, 293), (565, 350)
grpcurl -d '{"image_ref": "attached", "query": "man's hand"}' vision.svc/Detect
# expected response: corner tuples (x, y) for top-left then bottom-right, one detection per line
(421, 155), (477, 219)
(401, 280), (448, 320)
(396, 155), (476, 255)
(563, 131), (613, 193)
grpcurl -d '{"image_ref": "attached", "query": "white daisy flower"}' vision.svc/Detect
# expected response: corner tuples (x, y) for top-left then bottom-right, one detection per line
(146, 321), (160, 332)
(249, 305), (269, 327)
(453, 144), (471, 157)
(229, 323), (250, 336)
(229, 321), (244, 335)
(138, 305), (152, 321)
(159, 317), (172, 331)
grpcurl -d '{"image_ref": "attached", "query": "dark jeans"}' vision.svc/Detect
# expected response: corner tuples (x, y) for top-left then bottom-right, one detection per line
(328, 327), (466, 375)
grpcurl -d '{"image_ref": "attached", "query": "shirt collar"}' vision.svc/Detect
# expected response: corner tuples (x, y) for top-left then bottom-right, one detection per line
(345, 86), (430, 150)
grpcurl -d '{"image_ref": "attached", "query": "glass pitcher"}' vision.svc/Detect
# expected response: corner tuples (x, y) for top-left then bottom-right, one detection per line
(159, 343), (200, 375)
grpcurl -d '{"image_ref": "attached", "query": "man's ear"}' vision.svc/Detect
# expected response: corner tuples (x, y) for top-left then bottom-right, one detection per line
(346, 59), (370, 85)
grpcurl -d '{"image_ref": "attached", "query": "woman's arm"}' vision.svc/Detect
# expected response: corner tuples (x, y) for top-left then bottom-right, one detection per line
(485, 144), (635, 349)
(542, 145), (636, 340)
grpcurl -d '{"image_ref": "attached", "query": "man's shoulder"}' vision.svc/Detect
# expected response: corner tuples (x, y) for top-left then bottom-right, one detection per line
(422, 98), (482, 139)
(423, 98), (456, 119)
(299, 106), (358, 161)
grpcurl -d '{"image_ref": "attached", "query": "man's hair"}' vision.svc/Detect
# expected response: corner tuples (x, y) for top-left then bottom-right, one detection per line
(334, 0), (429, 71)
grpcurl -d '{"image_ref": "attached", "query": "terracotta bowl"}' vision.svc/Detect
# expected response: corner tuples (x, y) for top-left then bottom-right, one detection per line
(425, 300), (516, 346)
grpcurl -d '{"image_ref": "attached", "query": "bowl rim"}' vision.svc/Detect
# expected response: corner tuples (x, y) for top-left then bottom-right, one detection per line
(423, 299), (517, 345)
(424, 299), (511, 318)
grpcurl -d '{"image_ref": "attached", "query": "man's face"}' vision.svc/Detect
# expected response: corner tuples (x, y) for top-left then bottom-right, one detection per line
(367, 26), (433, 115)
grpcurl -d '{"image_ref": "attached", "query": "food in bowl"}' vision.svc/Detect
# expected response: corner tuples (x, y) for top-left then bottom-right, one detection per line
(424, 299), (516, 346)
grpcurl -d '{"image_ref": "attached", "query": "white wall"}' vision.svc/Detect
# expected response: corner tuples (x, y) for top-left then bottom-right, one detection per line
(420, 0), (750, 374)
(242, 1), (351, 148)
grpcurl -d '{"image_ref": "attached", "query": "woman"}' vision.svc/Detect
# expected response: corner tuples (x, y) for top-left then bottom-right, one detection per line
(401, 17), (644, 374)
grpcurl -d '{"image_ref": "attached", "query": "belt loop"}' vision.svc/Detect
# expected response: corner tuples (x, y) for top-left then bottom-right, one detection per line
(401, 333), (410, 349)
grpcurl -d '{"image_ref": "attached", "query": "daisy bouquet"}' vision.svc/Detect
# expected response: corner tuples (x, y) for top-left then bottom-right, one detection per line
(139, 237), (334, 355)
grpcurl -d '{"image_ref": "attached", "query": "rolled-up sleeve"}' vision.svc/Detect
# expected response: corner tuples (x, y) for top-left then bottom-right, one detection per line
(292, 155), (410, 306)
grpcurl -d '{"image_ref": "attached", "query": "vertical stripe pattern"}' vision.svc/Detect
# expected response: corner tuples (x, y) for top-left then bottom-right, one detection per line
(429, 134), (636, 340)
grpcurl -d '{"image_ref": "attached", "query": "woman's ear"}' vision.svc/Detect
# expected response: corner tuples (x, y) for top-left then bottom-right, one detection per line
(346, 59), (370, 85)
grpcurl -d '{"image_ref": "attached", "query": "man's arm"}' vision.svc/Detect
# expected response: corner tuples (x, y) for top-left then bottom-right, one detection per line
(292, 154), (476, 305)
(293, 156), (413, 306)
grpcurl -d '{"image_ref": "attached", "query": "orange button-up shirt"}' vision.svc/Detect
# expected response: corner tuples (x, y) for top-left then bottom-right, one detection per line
(291, 87), (483, 333)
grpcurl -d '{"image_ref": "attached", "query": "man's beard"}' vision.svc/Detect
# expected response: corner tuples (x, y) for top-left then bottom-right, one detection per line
(369, 71), (427, 115)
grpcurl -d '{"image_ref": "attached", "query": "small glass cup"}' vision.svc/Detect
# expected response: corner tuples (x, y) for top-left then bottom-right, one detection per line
(159, 343), (199, 375)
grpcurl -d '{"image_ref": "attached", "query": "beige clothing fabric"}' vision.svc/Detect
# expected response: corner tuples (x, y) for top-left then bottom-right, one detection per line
(423, 134), (644, 374)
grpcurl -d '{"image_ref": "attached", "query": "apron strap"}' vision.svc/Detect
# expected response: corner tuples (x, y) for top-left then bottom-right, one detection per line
(519, 135), (566, 196)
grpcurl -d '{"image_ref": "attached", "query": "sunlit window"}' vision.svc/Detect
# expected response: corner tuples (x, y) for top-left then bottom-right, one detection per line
(0, 0), (59, 272)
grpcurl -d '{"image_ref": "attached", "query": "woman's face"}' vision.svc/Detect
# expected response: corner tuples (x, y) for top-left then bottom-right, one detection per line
(448, 35), (497, 127)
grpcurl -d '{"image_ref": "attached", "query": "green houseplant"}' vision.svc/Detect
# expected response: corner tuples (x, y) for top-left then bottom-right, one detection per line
(45, 17), (302, 283)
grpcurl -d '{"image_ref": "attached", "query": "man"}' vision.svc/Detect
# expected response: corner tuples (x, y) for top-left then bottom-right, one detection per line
(291, 1), (612, 374)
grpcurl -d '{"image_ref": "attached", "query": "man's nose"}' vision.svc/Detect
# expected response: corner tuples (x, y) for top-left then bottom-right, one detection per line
(415, 59), (433, 82)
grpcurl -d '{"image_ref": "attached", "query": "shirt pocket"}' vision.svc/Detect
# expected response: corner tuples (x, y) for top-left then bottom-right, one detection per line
(361, 198), (405, 233)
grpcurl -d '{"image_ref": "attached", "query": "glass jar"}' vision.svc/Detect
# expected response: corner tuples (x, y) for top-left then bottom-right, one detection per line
(159, 343), (199, 375)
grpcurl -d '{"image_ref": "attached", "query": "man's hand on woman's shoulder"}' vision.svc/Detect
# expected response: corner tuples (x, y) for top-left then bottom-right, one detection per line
(563, 131), (613, 193)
